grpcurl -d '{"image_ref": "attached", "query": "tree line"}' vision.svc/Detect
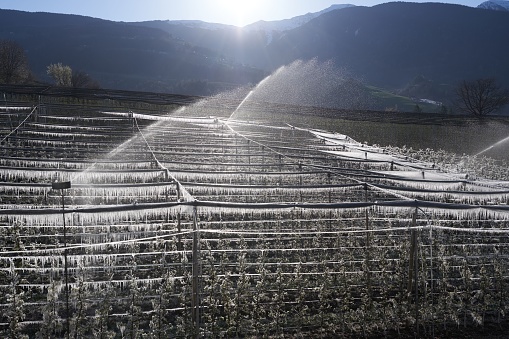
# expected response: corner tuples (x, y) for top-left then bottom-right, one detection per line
(0, 39), (99, 89)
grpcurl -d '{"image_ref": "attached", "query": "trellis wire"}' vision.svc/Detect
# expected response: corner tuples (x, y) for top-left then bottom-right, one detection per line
(1, 98), (509, 337)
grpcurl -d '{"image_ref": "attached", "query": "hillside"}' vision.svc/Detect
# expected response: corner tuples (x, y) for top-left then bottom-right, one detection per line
(264, 2), (509, 95)
(133, 4), (355, 70)
(131, 20), (271, 70)
(0, 9), (265, 95)
(134, 2), (509, 106)
(1, 2), (509, 112)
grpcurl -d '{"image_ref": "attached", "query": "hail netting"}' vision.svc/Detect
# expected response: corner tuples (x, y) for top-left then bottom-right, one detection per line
(1, 98), (509, 337)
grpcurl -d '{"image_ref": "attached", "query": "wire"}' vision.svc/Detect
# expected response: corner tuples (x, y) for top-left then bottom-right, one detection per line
(133, 116), (195, 202)
(0, 106), (37, 143)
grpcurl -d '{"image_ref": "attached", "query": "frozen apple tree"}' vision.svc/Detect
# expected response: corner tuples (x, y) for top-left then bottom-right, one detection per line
(1, 92), (509, 338)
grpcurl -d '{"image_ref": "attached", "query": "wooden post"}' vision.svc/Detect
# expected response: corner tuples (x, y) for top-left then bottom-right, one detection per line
(364, 183), (371, 298)
(327, 172), (332, 202)
(328, 172), (332, 230)
(407, 234), (415, 295)
(191, 205), (200, 337)
(52, 181), (71, 339)
(407, 209), (419, 335)
(176, 184), (182, 268)
(235, 139), (238, 164)
(62, 189), (70, 339)
(247, 139), (250, 165)
(129, 111), (134, 133)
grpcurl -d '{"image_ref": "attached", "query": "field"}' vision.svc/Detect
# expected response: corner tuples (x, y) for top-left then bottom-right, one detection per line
(1, 89), (509, 338)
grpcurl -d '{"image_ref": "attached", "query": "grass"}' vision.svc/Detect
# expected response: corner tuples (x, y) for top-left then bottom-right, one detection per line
(233, 107), (509, 161)
(366, 85), (440, 113)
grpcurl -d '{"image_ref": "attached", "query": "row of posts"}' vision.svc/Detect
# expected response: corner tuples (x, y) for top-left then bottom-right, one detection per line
(51, 147), (422, 339)
(186, 182), (420, 337)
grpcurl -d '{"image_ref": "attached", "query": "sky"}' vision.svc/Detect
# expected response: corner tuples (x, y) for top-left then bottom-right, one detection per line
(0, 0), (487, 26)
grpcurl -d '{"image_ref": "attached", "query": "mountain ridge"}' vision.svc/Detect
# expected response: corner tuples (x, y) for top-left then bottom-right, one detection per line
(264, 2), (509, 93)
(477, 0), (509, 11)
(0, 8), (266, 95)
(242, 4), (355, 32)
(1, 2), (509, 113)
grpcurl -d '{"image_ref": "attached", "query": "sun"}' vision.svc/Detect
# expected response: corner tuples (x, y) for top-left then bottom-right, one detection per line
(216, 0), (262, 26)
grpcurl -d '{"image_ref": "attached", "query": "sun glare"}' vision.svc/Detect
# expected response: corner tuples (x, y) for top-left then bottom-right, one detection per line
(216, 0), (262, 26)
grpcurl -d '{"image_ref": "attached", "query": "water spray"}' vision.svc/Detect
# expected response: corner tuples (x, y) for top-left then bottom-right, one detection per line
(474, 135), (509, 157)
(227, 72), (274, 121)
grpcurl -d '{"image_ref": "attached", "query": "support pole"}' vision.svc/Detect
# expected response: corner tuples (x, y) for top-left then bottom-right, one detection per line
(191, 205), (200, 337)
(175, 183), (183, 279)
(407, 209), (419, 336)
(62, 189), (70, 339)
(247, 139), (250, 165)
(129, 111), (134, 133)
(176, 183), (182, 252)
(52, 181), (71, 339)
(364, 183), (371, 298)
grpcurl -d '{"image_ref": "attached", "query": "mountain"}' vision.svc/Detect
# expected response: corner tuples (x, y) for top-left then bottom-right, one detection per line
(134, 2), (509, 106)
(2, 2), (509, 112)
(0, 9), (265, 94)
(149, 5), (354, 33)
(130, 20), (270, 69)
(243, 4), (355, 33)
(132, 4), (354, 67)
(477, 0), (509, 11)
(162, 20), (236, 31)
(264, 2), (509, 98)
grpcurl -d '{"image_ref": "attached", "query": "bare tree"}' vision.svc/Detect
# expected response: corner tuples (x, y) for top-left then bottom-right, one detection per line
(456, 78), (509, 117)
(0, 40), (31, 84)
(71, 70), (100, 89)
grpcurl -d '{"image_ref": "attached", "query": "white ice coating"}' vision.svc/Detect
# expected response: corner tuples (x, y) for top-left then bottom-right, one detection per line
(2, 92), (509, 297)
(0, 106), (33, 111)
(5, 66), (509, 337)
(307, 129), (362, 146)
(0, 106), (38, 143)
(101, 111), (217, 124)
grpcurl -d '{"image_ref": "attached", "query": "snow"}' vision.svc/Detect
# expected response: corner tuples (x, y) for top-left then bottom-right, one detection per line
(243, 4), (355, 32)
(478, 0), (509, 11)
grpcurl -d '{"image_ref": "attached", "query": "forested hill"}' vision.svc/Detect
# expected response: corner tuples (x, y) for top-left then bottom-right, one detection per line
(264, 2), (509, 90)
(1, 2), (509, 104)
(0, 9), (265, 95)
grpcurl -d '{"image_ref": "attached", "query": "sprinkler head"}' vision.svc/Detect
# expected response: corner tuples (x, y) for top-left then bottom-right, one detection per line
(52, 181), (71, 190)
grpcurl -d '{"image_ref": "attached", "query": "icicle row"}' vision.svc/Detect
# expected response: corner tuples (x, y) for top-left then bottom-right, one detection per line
(0, 106), (37, 143)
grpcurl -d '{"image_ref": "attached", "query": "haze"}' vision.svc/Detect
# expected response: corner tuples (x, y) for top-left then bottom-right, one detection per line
(0, 0), (488, 26)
